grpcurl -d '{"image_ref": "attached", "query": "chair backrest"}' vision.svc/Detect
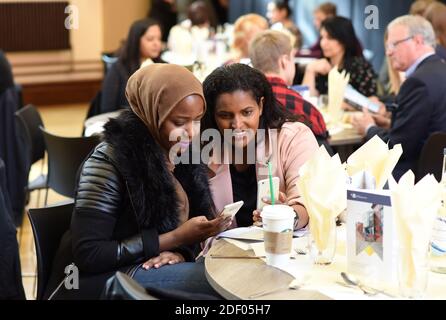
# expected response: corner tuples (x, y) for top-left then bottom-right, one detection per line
(417, 132), (446, 182)
(15, 104), (45, 165)
(101, 53), (118, 75)
(41, 128), (100, 198)
(28, 201), (74, 300)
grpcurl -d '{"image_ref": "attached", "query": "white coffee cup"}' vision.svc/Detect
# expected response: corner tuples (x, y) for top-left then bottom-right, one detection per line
(261, 205), (295, 267)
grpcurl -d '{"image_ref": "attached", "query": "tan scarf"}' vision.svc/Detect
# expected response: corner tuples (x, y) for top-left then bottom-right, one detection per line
(125, 63), (206, 145)
(126, 64), (205, 224)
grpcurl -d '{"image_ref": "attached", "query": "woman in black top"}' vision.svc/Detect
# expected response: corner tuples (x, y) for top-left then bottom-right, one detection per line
(303, 16), (377, 97)
(100, 18), (165, 114)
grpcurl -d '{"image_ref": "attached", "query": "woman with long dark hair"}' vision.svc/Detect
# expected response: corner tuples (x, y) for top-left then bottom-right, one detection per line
(302, 16), (377, 97)
(100, 18), (164, 113)
(201, 63), (318, 230)
(266, 0), (302, 50)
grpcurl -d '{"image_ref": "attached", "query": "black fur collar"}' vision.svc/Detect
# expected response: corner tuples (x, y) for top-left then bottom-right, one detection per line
(102, 110), (216, 233)
(103, 110), (179, 232)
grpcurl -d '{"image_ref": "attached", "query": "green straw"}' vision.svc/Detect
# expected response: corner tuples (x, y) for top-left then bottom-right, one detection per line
(268, 161), (275, 205)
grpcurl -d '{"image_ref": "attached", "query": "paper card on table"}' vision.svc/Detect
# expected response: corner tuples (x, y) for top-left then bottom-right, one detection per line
(223, 238), (253, 251)
(350, 170), (376, 190)
(216, 227), (264, 241)
(217, 226), (309, 242)
(346, 188), (397, 284)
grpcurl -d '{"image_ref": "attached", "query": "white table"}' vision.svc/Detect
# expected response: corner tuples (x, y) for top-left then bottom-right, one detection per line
(205, 227), (446, 300)
(84, 110), (123, 137)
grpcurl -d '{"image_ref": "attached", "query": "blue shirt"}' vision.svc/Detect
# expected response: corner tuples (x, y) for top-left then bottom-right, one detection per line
(405, 52), (435, 78)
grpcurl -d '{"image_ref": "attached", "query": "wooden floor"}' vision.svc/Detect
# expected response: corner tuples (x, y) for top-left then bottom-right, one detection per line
(19, 103), (89, 300)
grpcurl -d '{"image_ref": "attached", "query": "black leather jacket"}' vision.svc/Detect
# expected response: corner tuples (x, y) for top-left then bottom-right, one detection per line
(45, 110), (216, 299)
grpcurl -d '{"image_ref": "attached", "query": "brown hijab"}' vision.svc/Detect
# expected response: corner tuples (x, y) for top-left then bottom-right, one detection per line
(125, 63), (206, 145)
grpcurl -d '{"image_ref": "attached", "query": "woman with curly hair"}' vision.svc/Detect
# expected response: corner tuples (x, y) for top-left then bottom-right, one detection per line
(201, 63), (318, 230)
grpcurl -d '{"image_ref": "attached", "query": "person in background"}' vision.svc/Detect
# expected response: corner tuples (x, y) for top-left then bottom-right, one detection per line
(167, 0), (213, 58)
(423, 1), (446, 61)
(249, 30), (330, 149)
(226, 14), (268, 65)
(299, 2), (337, 58)
(373, 31), (405, 132)
(378, 0), (435, 100)
(266, 0), (302, 51)
(45, 64), (231, 299)
(100, 18), (164, 114)
(0, 50), (28, 227)
(302, 16), (377, 98)
(210, 0), (228, 26)
(0, 50), (14, 96)
(148, 0), (177, 43)
(409, 0), (437, 16)
(184, 0), (212, 30)
(352, 15), (446, 181)
(201, 63), (319, 230)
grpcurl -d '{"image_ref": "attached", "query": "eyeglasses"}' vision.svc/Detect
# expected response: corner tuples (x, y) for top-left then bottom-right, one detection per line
(385, 36), (413, 51)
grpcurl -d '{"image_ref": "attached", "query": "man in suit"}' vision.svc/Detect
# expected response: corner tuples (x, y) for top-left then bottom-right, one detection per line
(352, 15), (446, 181)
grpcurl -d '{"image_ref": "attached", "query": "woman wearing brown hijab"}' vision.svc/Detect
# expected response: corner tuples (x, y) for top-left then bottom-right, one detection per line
(44, 64), (230, 299)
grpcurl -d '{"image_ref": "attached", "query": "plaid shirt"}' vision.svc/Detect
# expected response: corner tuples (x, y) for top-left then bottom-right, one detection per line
(267, 76), (328, 138)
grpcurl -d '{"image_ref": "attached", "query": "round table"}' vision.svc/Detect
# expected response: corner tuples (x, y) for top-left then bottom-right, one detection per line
(205, 239), (331, 300)
(205, 235), (446, 300)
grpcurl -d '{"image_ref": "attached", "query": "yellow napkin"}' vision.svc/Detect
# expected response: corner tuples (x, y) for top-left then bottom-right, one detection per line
(389, 171), (442, 289)
(346, 135), (403, 190)
(297, 146), (347, 251)
(328, 68), (350, 123)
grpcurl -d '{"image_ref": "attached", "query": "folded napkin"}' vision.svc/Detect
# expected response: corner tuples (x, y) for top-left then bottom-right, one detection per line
(389, 171), (442, 290)
(328, 68), (350, 123)
(347, 135), (402, 190)
(297, 146), (347, 251)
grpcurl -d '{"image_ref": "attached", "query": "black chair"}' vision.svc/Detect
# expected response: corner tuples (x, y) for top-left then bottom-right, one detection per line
(14, 84), (24, 110)
(40, 128), (101, 205)
(28, 201), (74, 300)
(101, 53), (118, 76)
(417, 132), (446, 182)
(15, 105), (47, 205)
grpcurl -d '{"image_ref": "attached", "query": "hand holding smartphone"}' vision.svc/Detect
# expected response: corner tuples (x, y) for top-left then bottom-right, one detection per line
(219, 201), (244, 219)
(257, 177), (280, 210)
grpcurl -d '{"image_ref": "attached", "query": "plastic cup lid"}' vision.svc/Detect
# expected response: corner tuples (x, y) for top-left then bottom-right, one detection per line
(261, 205), (295, 220)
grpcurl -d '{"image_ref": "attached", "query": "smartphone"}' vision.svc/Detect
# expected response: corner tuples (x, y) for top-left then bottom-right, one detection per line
(219, 201), (244, 219)
(257, 177), (280, 210)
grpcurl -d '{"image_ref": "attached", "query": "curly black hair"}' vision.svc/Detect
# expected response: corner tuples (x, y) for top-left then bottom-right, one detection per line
(201, 63), (302, 133)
